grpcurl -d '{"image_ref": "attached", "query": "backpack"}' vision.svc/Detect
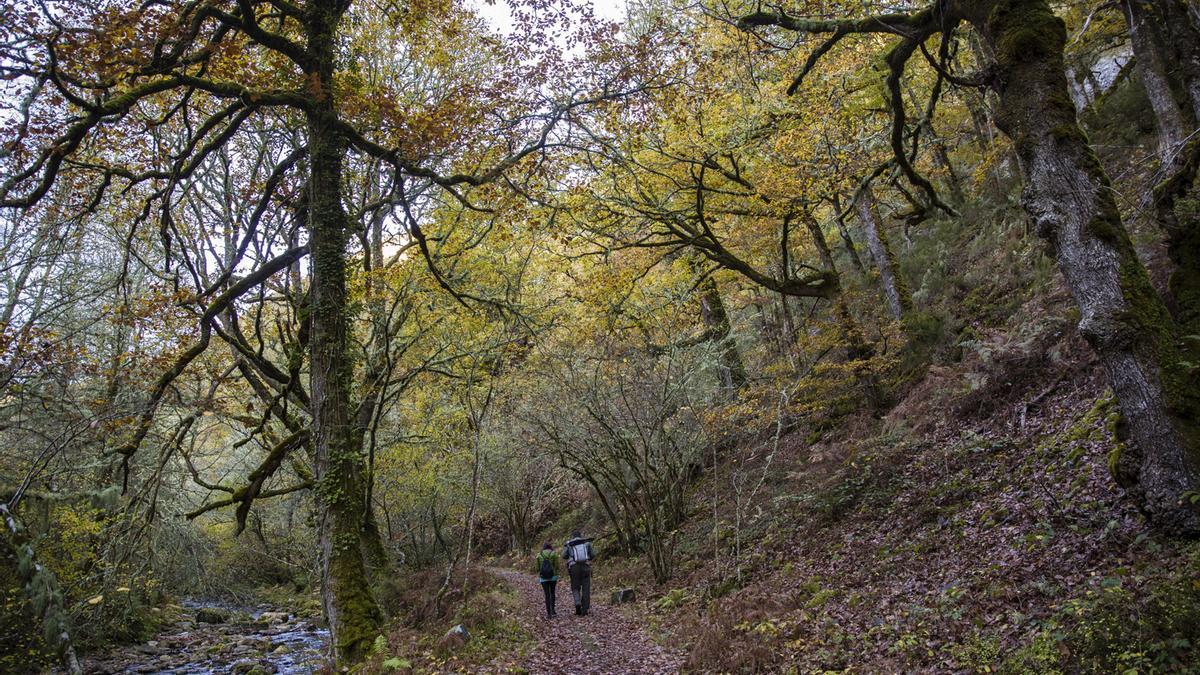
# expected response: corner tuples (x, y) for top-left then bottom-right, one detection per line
(538, 553), (554, 578)
(567, 541), (591, 565)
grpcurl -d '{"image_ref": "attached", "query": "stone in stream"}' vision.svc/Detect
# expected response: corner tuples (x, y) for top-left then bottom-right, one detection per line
(610, 588), (636, 604)
(231, 658), (277, 674)
(135, 644), (164, 656)
(196, 607), (230, 624)
(256, 611), (290, 625)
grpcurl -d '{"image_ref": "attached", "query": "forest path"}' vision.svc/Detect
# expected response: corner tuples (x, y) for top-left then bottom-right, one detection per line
(486, 567), (683, 674)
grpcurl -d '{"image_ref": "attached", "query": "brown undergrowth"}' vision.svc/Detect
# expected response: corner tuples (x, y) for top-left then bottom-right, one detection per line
(594, 311), (1199, 672)
(357, 564), (533, 673)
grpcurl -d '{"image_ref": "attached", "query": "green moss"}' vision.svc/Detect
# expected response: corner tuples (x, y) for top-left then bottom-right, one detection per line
(804, 588), (839, 609)
(996, 545), (1200, 671)
(655, 588), (689, 609)
(327, 543), (384, 663)
(989, 0), (1064, 65)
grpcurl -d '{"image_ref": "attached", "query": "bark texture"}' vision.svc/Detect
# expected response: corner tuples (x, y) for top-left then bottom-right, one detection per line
(1124, 0), (1188, 167)
(855, 186), (911, 321)
(697, 276), (748, 390)
(305, 0), (383, 660)
(978, 0), (1200, 533)
(1132, 0), (1200, 343)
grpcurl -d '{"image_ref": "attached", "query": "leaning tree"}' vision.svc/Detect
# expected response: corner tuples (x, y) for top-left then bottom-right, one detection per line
(737, 0), (1200, 533)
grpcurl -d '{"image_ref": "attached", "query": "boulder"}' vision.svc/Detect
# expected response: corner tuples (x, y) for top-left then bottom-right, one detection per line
(195, 607), (230, 624)
(257, 611), (290, 625)
(136, 644), (164, 656)
(231, 659), (276, 675)
(436, 624), (471, 654)
(610, 588), (636, 604)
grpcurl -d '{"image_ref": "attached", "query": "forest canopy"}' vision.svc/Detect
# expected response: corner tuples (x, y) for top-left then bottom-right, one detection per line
(1, 0), (1198, 671)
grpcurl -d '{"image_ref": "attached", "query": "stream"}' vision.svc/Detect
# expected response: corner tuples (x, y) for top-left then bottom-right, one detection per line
(76, 600), (329, 674)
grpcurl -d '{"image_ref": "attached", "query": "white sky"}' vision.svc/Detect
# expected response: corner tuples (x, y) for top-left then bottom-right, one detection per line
(468, 0), (628, 35)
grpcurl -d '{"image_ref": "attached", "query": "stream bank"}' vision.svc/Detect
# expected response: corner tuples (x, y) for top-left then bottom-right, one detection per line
(72, 600), (329, 674)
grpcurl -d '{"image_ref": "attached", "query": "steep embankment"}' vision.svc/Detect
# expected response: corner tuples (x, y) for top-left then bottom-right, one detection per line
(590, 300), (1200, 672)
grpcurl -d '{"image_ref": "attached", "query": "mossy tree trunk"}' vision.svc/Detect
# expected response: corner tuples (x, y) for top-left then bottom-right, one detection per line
(855, 185), (912, 321)
(1150, 0), (1200, 123)
(1124, 0), (1189, 168)
(975, 0), (1200, 533)
(1131, 0), (1200, 345)
(830, 194), (867, 273)
(305, 0), (383, 661)
(697, 275), (748, 390)
(803, 215), (872, 359)
(804, 214), (882, 407)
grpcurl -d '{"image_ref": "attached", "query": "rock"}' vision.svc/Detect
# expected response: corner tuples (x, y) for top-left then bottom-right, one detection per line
(231, 659), (276, 674)
(272, 645), (290, 655)
(436, 624), (471, 654)
(610, 588), (636, 604)
(196, 607), (230, 624)
(257, 611), (290, 625)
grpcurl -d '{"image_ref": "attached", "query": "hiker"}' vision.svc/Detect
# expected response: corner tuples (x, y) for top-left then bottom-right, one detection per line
(534, 542), (559, 618)
(562, 530), (594, 615)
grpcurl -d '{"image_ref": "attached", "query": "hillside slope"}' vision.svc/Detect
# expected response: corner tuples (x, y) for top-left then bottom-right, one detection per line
(583, 313), (1198, 672)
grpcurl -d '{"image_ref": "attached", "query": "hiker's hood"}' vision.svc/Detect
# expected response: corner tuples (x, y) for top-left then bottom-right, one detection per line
(564, 537), (591, 546)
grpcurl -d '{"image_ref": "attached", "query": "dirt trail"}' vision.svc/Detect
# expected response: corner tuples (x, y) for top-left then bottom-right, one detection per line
(487, 568), (683, 674)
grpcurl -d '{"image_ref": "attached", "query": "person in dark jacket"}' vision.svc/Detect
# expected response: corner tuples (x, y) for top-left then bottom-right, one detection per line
(562, 530), (595, 615)
(534, 542), (559, 618)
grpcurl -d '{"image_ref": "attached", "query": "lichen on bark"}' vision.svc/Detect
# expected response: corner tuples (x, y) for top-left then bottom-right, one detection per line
(980, 0), (1200, 533)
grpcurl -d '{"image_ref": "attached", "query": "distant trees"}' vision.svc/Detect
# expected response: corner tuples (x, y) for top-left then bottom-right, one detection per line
(520, 343), (711, 583)
(481, 419), (565, 553)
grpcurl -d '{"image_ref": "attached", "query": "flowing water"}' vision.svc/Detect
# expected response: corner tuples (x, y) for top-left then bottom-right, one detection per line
(77, 601), (329, 674)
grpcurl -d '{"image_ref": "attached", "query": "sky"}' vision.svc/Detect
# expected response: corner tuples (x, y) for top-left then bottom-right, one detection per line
(468, 0), (628, 35)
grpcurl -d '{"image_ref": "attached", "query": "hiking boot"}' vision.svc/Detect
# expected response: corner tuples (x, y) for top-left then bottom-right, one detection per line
(575, 605), (582, 615)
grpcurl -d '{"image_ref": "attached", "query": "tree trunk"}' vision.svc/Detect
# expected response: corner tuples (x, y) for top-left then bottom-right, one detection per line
(1124, 0), (1188, 168)
(306, 0), (383, 661)
(978, 0), (1200, 533)
(1154, 0), (1200, 123)
(697, 276), (748, 390)
(803, 216), (873, 359)
(855, 186), (912, 321)
(830, 194), (867, 273)
(1131, 0), (1200, 343)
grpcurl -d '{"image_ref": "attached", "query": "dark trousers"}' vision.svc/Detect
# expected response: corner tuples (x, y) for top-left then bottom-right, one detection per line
(569, 562), (591, 614)
(540, 579), (557, 617)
